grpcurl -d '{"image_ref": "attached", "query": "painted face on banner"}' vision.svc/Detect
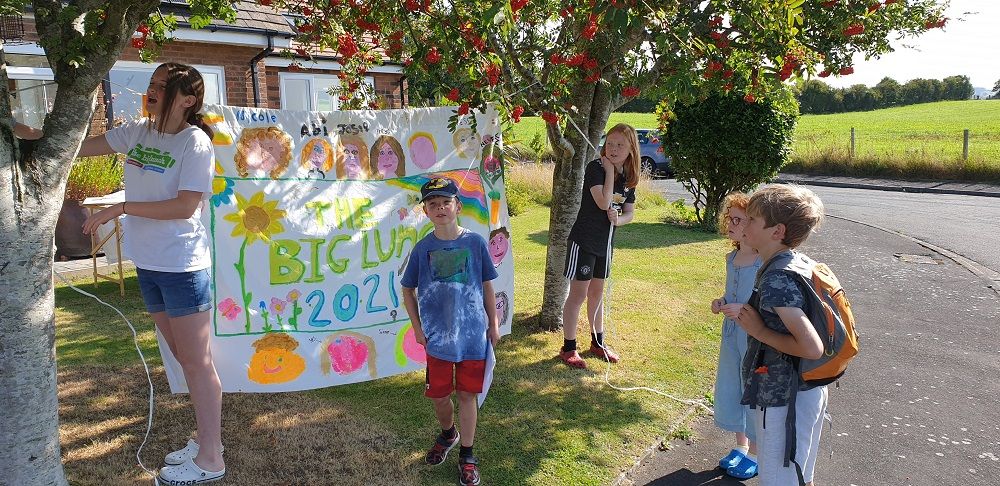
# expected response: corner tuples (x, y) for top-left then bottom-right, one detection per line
(308, 142), (327, 169)
(489, 230), (509, 266)
(248, 137), (286, 172)
(377, 142), (399, 176)
(343, 143), (364, 178)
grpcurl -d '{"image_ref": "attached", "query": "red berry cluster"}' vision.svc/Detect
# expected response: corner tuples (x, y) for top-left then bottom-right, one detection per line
(843, 24), (864, 37)
(337, 34), (359, 59)
(511, 105), (525, 123)
(621, 86), (640, 98)
(541, 111), (560, 124)
(425, 47), (442, 64)
(131, 23), (150, 49)
(581, 14), (599, 40)
(510, 0), (529, 14)
(924, 17), (947, 29)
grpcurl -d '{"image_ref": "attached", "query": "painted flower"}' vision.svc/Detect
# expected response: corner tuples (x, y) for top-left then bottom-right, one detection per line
(270, 297), (287, 314)
(211, 177), (235, 207)
(287, 289), (301, 301)
(223, 191), (286, 245)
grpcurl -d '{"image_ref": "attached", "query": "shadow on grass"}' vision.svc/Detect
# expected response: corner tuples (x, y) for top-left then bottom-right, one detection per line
(57, 365), (419, 485)
(527, 222), (718, 251)
(305, 319), (660, 485)
(54, 276), (163, 367)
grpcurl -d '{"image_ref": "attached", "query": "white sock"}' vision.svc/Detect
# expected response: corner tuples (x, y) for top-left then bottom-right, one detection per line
(745, 452), (757, 463)
(735, 444), (749, 455)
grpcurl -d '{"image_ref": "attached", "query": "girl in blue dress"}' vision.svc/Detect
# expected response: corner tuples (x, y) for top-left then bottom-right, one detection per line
(710, 192), (762, 479)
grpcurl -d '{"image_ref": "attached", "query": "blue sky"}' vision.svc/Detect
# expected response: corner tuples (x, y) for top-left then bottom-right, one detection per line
(822, 0), (999, 90)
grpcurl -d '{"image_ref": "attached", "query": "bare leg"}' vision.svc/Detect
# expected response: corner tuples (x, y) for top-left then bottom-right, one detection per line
(151, 311), (178, 357)
(456, 391), (477, 448)
(736, 432), (749, 448)
(562, 279), (591, 341)
(585, 278), (606, 334)
(161, 310), (224, 472)
(431, 395), (455, 430)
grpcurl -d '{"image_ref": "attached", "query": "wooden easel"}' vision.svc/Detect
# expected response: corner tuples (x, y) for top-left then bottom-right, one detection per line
(81, 200), (126, 296)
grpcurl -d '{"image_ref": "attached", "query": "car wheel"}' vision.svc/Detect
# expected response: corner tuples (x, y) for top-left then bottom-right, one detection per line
(640, 157), (655, 177)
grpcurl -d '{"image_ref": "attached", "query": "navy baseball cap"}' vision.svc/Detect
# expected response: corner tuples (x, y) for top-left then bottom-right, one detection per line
(420, 177), (459, 202)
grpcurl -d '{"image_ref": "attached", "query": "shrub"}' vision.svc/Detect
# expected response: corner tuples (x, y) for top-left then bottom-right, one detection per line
(661, 93), (798, 230)
(64, 154), (124, 201)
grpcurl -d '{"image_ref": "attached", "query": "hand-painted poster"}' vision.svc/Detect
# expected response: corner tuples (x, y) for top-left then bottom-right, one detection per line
(158, 105), (514, 393)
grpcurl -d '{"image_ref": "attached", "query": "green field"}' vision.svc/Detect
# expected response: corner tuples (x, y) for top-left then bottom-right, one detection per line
(507, 100), (1000, 181)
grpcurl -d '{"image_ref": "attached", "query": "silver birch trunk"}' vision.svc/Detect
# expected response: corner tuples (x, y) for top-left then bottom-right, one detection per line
(0, 1), (157, 481)
(538, 85), (614, 330)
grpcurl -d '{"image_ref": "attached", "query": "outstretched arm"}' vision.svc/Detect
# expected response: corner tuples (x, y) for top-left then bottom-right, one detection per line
(77, 134), (116, 157)
(81, 190), (206, 235)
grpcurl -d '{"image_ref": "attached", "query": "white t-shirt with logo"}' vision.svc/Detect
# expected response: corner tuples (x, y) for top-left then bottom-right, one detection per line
(105, 119), (214, 272)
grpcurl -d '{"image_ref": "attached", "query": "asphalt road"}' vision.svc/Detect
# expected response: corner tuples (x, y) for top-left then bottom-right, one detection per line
(627, 181), (1000, 486)
(651, 179), (1000, 277)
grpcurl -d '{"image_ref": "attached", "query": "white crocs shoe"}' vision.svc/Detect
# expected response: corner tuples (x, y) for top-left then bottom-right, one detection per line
(158, 458), (225, 485)
(164, 439), (224, 466)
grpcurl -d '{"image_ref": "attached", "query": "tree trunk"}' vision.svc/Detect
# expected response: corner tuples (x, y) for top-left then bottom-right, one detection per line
(537, 86), (614, 330)
(0, 49), (100, 486)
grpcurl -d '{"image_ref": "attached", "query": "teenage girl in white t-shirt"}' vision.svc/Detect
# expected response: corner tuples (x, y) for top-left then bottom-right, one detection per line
(80, 63), (225, 485)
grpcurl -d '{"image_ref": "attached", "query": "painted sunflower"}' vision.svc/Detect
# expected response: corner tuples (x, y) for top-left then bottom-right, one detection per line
(223, 191), (286, 245)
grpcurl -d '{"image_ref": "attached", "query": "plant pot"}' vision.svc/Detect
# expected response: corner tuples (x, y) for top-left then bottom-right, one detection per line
(55, 199), (93, 260)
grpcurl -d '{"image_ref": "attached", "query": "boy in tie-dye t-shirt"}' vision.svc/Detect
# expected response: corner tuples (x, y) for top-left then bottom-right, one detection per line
(401, 177), (499, 486)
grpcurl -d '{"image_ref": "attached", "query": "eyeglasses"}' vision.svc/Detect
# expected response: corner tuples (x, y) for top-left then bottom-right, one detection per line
(728, 216), (743, 226)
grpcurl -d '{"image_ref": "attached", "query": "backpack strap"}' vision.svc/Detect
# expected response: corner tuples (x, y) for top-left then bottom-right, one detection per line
(784, 363), (808, 486)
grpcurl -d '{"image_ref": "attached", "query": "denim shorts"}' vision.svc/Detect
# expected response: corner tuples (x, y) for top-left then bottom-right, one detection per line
(136, 268), (212, 317)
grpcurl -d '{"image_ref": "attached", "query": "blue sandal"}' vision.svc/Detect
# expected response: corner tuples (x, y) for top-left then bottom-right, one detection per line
(726, 455), (758, 480)
(718, 449), (746, 470)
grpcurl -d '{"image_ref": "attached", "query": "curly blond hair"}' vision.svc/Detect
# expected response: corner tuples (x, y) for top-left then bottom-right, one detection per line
(234, 126), (293, 178)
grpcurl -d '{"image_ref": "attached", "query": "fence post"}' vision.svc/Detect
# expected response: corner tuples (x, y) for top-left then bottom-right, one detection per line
(963, 129), (970, 160)
(850, 127), (855, 159)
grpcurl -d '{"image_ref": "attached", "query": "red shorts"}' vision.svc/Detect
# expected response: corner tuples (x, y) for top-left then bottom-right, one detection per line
(424, 354), (486, 398)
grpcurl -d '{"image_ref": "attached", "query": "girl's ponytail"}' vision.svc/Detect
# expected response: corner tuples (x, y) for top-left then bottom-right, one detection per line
(188, 112), (214, 139)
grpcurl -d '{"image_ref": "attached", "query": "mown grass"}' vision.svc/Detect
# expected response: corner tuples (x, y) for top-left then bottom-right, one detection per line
(508, 101), (1000, 182)
(54, 201), (727, 485)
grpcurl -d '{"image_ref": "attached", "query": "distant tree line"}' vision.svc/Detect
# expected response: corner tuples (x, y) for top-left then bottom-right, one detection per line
(798, 75), (975, 114)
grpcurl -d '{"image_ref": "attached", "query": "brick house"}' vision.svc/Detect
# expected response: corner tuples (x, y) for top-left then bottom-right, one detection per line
(5, 0), (408, 134)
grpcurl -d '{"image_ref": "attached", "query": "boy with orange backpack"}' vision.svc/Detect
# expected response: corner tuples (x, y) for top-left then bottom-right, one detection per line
(722, 184), (858, 486)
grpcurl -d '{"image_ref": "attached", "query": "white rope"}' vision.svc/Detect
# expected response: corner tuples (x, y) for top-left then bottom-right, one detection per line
(589, 203), (715, 415)
(53, 271), (162, 485)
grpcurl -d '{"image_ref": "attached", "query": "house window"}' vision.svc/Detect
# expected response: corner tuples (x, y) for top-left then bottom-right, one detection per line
(5, 59), (225, 126)
(7, 68), (56, 128)
(279, 73), (374, 111)
(108, 62), (225, 121)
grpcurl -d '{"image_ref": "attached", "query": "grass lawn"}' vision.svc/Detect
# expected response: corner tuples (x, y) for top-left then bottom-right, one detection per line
(54, 205), (730, 485)
(507, 100), (1000, 182)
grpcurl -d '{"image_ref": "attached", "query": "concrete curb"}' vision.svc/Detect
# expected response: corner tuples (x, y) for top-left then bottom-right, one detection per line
(774, 175), (1000, 198)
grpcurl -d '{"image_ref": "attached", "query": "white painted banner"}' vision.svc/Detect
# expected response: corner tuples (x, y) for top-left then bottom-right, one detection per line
(159, 105), (514, 393)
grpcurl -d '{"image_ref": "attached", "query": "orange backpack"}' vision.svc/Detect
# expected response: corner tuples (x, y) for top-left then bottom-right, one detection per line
(797, 261), (859, 385)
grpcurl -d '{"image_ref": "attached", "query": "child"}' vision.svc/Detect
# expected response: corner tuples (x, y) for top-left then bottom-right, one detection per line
(721, 184), (827, 486)
(80, 63), (224, 485)
(401, 177), (501, 486)
(710, 193), (761, 479)
(559, 123), (639, 368)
